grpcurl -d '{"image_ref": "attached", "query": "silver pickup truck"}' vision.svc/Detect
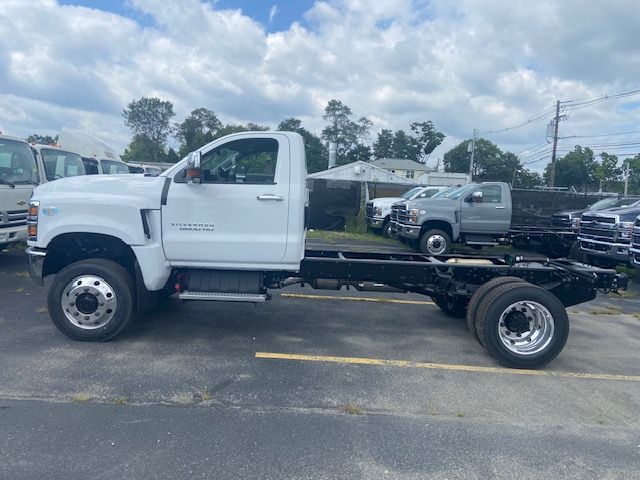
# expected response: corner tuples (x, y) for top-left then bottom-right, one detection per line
(392, 182), (512, 254)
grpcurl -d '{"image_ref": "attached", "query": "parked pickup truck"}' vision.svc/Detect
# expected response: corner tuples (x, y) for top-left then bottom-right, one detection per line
(392, 183), (603, 257)
(630, 216), (640, 266)
(577, 206), (640, 267)
(365, 185), (449, 237)
(26, 132), (625, 368)
(552, 196), (640, 230)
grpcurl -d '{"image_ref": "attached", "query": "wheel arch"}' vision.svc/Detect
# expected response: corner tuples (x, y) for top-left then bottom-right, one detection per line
(420, 220), (453, 239)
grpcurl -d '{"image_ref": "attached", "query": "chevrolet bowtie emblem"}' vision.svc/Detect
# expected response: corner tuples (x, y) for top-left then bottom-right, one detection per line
(17, 200), (27, 206)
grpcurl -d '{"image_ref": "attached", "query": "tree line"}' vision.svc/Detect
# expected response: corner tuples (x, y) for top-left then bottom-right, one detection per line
(29, 95), (638, 193)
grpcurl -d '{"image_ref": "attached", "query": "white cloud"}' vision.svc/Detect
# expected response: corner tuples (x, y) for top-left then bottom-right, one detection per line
(0, 0), (638, 170)
(269, 4), (278, 23)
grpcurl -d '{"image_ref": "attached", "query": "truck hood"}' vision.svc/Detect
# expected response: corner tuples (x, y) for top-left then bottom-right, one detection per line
(32, 174), (166, 210)
(371, 197), (403, 206)
(586, 206), (640, 223)
(405, 197), (458, 210)
(553, 209), (584, 218)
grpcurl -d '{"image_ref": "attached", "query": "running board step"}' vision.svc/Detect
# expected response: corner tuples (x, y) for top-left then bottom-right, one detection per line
(178, 291), (269, 302)
(465, 241), (498, 246)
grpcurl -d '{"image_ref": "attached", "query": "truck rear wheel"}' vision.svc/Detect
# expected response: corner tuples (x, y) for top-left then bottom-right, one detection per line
(47, 258), (135, 342)
(474, 282), (568, 369)
(419, 229), (451, 255)
(466, 276), (527, 344)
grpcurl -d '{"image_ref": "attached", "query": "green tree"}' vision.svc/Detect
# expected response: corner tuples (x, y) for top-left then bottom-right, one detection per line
(166, 147), (180, 163)
(594, 152), (622, 191)
(175, 108), (222, 157)
(321, 99), (372, 165)
(624, 154), (640, 194)
(373, 129), (394, 158)
(122, 97), (175, 146)
(26, 134), (58, 145)
(444, 138), (520, 182)
(121, 134), (167, 164)
(278, 118), (327, 173)
(391, 130), (414, 159)
(514, 168), (543, 189)
(543, 146), (596, 190)
(409, 121), (445, 163)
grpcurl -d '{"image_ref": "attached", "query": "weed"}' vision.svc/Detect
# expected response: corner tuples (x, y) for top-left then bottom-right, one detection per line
(341, 403), (364, 415)
(36, 307), (48, 314)
(112, 397), (129, 405)
(71, 394), (92, 403)
(308, 229), (398, 245)
(589, 307), (623, 315)
(456, 411), (465, 418)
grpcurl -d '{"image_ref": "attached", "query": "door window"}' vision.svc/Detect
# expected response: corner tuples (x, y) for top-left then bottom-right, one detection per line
(478, 185), (502, 203)
(189, 138), (279, 184)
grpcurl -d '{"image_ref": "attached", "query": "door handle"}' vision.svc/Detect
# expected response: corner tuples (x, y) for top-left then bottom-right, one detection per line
(495, 206), (506, 209)
(257, 194), (284, 201)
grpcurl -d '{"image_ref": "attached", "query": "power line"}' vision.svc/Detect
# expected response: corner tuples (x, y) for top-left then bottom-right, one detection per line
(477, 106), (556, 135)
(558, 129), (640, 140)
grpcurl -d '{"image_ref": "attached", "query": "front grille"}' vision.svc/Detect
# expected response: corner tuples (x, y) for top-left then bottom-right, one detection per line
(578, 214), (618, 242)
(580, 240), (609, 253)
(0, 209), (28, 229)
(365, 202), (374, 217)
(391, 204), (405, 222)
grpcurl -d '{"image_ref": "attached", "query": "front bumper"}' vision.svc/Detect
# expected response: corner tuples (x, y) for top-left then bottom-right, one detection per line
(578, 237), (631, 263)
(395, 222), (421, 239)
(630, 247), (640, 266)
(26, 247), (46, 285)
(0, 226), (27, 246)
(365, 216), (385, 228)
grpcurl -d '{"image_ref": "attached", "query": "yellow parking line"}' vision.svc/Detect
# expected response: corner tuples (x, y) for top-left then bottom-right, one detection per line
(255, 352), (640, 383)
(280, 293), (435, 306)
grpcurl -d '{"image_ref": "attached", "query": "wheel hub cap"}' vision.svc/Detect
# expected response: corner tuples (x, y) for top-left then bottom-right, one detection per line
(427, 235), (446, 254)
(61, 275), (117, 330)
(498, 301), (555, 355)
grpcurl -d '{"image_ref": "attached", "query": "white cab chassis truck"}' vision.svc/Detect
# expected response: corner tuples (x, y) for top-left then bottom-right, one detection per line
(26, 132), (626, 368)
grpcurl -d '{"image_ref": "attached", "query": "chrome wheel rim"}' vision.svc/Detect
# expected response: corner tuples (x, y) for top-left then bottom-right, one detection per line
(426, 235), (447, 255)
(498, 301), (554, 355)
(61, 275), (117, 329)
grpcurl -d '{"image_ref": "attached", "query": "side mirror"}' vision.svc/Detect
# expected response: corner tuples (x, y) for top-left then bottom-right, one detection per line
(185, 151), (202, 184)
(472, 191), (483, 203)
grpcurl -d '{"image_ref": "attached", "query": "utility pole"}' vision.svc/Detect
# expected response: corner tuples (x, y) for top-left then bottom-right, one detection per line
(624, 160), (630, 195)
(548, 100), (561, 187)
(468, 129), (477, 183)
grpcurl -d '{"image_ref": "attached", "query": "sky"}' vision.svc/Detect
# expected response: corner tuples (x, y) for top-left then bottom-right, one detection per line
(1, 0), (639, 171)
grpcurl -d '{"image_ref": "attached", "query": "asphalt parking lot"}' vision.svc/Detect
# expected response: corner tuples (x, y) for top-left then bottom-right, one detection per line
(1, 246), (640, 479)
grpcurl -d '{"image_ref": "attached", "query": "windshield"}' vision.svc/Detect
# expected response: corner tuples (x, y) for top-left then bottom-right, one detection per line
(432, 187), (455, 198)
(439, 184), (478, 199)
(101, 160), (130, 175)
(0, 138), (38, 185)
(401, 187), (422, 199)
(41, 148), (86, 181)
(606, 198), (640, 209)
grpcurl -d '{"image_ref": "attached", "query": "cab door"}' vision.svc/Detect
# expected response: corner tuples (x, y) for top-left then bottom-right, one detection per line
(161, 134), (291, 269)
(460, 184), (511, 233)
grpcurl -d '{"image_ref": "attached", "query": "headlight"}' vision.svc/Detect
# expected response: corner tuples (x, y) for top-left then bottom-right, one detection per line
(617, 221), (634, 240)
(409, 208), (419, 223)
(374, 207), (382, 216)
(572, 217), (581, 228)
(27, 200), (39, 241)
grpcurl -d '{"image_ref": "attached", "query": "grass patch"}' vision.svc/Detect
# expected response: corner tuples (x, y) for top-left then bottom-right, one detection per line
(341, 403), (365, 415)
(36, 307), (48, 314)
(633, 313), (640, 320)
(589, 307), (623, 316)
(71, 394), (92, 403)
(456, 411), (466, 418)
(112, 396), (129, 406)
(607, 290), (637, 299)
(194, 389), (211, 402)
(308, 229), (399, 246)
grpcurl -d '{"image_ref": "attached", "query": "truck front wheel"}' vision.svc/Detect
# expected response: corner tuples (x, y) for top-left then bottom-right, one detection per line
(474, 282), (568, 368)
(47, 258), (135, 341)
(419, 229), (451, 255)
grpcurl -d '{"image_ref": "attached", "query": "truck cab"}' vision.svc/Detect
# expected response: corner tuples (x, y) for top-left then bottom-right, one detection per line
(365, 185), (449, 237)
(394, 182), (512, 254)
(31, 144), (87, 182)
(0, 134), (38, 250)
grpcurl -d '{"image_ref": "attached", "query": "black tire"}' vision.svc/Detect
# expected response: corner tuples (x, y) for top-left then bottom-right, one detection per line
(431, 293), (467, 318)
(474, 282), (569, 369)
(419, 229), (451, 255)
(47, 258), (135, 341)
(568, 241), (585, 262)
(381, 219), (392, 238)
(466, 276), (526, 344)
